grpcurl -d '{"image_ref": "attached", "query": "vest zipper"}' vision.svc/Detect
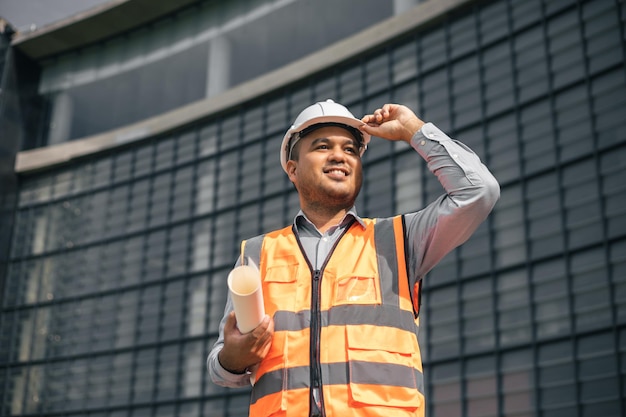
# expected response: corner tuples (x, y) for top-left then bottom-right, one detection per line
(310, 269), (324, 417)
(292, 219), (355, 417)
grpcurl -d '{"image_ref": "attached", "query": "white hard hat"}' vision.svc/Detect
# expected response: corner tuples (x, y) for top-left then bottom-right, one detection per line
(280, 99), (370, 173)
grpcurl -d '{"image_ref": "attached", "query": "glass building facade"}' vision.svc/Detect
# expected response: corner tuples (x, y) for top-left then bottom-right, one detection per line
(1, 0), (625, 416)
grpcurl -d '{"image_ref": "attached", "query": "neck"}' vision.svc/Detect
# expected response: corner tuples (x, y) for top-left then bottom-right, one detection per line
(301, 203), (350, 234)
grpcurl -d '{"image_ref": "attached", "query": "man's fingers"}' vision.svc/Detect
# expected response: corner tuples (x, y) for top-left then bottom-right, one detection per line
(374, 109), (385, 123)
(363, 104), (398, 125)
(254, 330), (271, 351)
(251, 314), (270, 335)
(251, 315), (273, 345)
(380, 104), (393, 119)
(245, 315), (274, 359)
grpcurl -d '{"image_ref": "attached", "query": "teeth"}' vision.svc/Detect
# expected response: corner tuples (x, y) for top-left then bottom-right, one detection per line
(329, 170), (346, 176)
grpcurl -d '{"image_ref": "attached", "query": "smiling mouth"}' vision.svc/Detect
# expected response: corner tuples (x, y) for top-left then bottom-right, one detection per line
(326, 169), (348, 176)
(324, 166), (349, 176)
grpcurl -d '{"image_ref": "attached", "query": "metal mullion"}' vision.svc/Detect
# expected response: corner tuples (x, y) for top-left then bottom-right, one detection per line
(172, 131), (193, 412)
(101, 152), (129, 284)
(233, 108), (246, 254)
(187, 125), (202, 231)
(1, 260), (31, 412)
(0, 306), (14, 413)
(334, 64), (343, 105)
(201, 116), (224, 408)
(195, 122), (215, 410)
(153, 134), (180, 410)
(25, 191), (59, 415)
(282, 92), (294, 227)
(612, 0), (626, 409)
(260, 93), (295, 228)
(578, 1), (624, 415)
(116, 147), (137, 412)
(81, 292), (103, 410)
(2, 242), (26, 307)
(473, 2), (505, 416)
(15, 218), (37, 411)
(440, 14), (470, 417)
(83, 147), (117, 414)
(257, 101), (269, 236)
(284, 84), (315, 223)
(356, 57), (371, 215)
(618, 0), (626, 82)
(180, 126), (202, 412)
(386, 43), (399, 216)
(150, 254), (170, 405)
(129, 137), (156, 406)
(539, 1), (580, 415)
(502, 0), (547, 414)
(210, 111), (244, 416)
(105, 142), (142, 412)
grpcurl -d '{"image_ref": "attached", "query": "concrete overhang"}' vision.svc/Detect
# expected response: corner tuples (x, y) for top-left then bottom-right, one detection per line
(11, 0), (199, 60)
(15, 0), (475, 174)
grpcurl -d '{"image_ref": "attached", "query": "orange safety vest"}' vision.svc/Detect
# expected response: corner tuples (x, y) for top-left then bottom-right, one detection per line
(243, 216), (424, 417)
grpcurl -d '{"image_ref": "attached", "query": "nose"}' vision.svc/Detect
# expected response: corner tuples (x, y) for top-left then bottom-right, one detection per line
(328, 144), (347, 163)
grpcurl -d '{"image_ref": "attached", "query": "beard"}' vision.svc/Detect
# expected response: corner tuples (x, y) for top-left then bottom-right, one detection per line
(296, 175), (362, 214)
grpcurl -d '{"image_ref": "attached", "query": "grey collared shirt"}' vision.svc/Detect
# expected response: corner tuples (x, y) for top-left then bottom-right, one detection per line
(207, 122), (500, 387)
(294, 208), (366, 270)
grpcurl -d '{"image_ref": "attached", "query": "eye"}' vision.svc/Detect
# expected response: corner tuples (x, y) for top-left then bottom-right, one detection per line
(316, 144), (329, 150)
(345, 146), (357, 154)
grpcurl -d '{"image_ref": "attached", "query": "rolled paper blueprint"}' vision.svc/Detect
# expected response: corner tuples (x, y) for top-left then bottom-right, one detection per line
(227, 258), (265, 334)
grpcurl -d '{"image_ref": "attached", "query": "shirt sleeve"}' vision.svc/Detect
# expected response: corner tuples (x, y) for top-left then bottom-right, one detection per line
(206, 257), (253, 388)
(404, 122), (500, 290)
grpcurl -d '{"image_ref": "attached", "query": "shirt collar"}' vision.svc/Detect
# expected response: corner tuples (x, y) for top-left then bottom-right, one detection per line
(293, 206), (366, 235)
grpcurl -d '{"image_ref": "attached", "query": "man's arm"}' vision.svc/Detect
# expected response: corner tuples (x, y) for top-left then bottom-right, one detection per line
(403, 123), (500, 280)
(360, 104), (500, 287)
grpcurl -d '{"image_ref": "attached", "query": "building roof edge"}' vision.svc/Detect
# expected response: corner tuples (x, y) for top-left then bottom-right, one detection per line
(15, 0), (475, 174)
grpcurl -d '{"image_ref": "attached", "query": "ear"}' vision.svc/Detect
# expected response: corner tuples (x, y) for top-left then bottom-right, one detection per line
(286, 160), (297, 184)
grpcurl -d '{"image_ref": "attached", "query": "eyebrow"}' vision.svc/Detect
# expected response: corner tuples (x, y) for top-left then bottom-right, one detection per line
(309, 137), (358, 148)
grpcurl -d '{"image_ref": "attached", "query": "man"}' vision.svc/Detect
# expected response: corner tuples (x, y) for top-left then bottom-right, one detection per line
(207, 100), (500, 416)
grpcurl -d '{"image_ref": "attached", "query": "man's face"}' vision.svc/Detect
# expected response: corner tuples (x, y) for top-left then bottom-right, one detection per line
(286, 126), (363, 211)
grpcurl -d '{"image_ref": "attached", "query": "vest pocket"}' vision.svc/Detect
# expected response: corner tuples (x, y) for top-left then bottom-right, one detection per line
(345, 326), (421, 409)
(334, 274), (380, 306)
(263, 257), (299, 313)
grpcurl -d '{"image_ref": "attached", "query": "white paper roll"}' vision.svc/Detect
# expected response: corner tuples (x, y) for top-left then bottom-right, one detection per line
(227, 258), (265, 334)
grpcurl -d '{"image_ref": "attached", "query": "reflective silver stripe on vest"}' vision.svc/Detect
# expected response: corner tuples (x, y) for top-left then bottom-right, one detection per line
(273, 305), (418, 333)
(374, 217), (402, 308)
(250, 362), (424, 404)
(243, 234), (264, 267)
